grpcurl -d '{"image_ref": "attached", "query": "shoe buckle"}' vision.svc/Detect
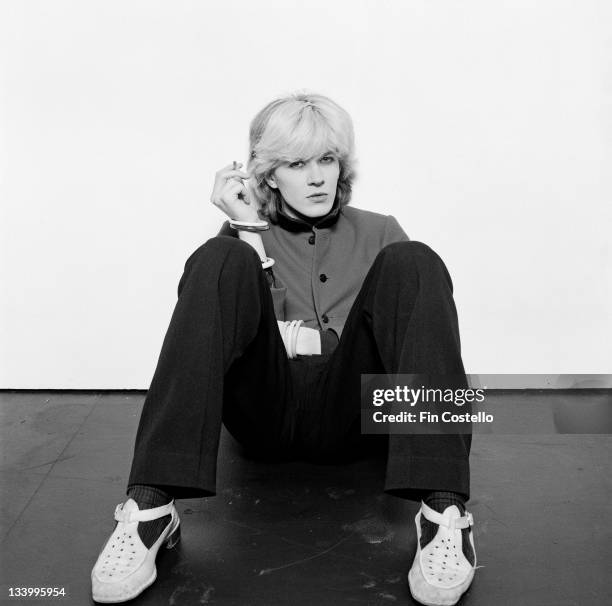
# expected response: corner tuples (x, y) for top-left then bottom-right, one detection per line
(114, 502), (134, 523)
(442, 511), (472, 532)
(113, 503), (123, 520)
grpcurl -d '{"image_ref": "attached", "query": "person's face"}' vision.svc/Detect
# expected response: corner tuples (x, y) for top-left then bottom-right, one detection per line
(266, 151), (340, 218)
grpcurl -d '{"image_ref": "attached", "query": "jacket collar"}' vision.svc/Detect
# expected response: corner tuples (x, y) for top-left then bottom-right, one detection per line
(274, 199), (342, 232)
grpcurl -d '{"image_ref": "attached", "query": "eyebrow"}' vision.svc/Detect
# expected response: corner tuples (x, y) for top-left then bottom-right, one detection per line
(289, 151), (334, 162)
(288, 150), (337, 162)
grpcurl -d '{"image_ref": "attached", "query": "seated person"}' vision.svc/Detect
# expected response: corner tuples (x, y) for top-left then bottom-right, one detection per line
(91, 92), (477, 606)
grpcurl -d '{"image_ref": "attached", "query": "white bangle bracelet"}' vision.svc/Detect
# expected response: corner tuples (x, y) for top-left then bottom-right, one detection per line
(291, 320), (303, 358)
(287, 321), (296, 359)
(283, 321), (293, 359)
(229, 219), (269, 232)
(278, 319), (304, 359)
(288, 320), (298, 359)
(285, 321), (295, 359)
(261, 257), (275, 269)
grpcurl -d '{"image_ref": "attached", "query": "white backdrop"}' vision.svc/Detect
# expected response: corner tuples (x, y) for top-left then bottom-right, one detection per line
(1, 0), (610, 388)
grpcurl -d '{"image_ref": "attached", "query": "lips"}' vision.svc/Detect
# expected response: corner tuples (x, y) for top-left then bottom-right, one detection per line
(307, 193), (327, 198)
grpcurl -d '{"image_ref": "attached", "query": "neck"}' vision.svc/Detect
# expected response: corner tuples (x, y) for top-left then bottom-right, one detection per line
(282, 201), (328, 226)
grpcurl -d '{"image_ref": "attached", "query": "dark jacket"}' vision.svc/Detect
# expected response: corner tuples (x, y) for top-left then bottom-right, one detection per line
(218, 202), (409, 338)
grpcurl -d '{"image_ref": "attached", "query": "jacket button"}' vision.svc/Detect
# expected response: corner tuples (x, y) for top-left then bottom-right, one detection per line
(308, 235), (315, 245)
(322, 314), (329, 323)
(319, 273), (327, 282)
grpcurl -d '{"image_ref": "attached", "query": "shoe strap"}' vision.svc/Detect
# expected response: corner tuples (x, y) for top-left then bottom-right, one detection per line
(420, 500), (473, 531)
(114, 499), (175, 524)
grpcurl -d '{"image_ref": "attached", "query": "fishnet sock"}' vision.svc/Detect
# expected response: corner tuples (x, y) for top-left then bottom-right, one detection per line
(126, 484), (172, 549)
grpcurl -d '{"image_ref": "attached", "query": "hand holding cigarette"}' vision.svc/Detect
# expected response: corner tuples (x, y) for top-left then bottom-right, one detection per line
(210, 160), (259, 222)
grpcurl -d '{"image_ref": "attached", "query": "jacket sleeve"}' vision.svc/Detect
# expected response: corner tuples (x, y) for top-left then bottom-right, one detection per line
(265, 271), (287, 321)
(217, 221), (287, 321)
(217, 221), (237, 238)
(382, 214), (410, 246)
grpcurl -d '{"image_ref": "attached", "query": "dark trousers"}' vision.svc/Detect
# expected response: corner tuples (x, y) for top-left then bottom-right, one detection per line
(127, 236), (471, 502)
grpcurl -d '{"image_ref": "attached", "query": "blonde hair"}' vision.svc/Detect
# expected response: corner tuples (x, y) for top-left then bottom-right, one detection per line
(247, 92), (356, 222)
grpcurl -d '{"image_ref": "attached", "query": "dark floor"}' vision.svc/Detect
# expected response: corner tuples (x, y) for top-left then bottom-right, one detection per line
(0, 391), (610, 606)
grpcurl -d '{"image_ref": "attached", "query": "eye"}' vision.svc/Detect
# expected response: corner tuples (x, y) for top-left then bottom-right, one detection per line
(320, 155), (336, 164)
(289, 160), (305, 168)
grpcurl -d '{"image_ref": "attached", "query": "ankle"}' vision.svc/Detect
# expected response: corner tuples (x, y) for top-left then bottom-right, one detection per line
(127, 484), (172, 510)
(424, 491), (466, 514)
(422, 491), (475, 567)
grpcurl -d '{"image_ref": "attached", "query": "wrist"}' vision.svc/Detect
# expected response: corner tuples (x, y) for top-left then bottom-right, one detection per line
(229, 212), (262, 223)
(237, 230), (267, 261)
(230, 219), (269, 234)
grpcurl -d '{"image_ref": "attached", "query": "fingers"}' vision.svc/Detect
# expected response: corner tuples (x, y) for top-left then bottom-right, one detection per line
(232, 181), (251, 205)
(210, 161), (255, 215)
(211, 180), (248, 208)
(211, 180), (241, 204)
(216, 162), (251, 181)
(226, 180), (245, 197)
(225, 169), (251, 181)
(219, 161), (240, 172)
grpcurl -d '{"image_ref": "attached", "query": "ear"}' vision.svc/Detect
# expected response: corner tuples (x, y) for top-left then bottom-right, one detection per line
(265, 174), (278, 189)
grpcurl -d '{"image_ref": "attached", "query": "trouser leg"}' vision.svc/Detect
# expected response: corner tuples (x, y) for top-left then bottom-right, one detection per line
(127, 236), (292, 498)
(301, 241), (471, 501)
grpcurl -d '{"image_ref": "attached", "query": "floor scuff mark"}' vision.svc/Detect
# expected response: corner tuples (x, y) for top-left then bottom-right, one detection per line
(259, 535), (350, 575)
(377, 591), (397, 600)
(199, 585), (215, 604)
(326, 487), (356, 500)
(342, 516), (394, 544)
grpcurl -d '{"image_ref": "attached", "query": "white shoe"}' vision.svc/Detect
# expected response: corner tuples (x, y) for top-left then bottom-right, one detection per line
(408, 502), (477, 606)
(91, 498), (180, 603)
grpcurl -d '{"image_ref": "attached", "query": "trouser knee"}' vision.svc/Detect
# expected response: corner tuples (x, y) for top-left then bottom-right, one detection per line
(375, 241), (453, 290)
(188, 235), (259, 269)
(378, 240), (441, 269)
(178, 236), (261, 294)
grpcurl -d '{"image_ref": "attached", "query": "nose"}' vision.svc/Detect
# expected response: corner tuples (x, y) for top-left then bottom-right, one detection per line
(307, 161), (324, 186)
